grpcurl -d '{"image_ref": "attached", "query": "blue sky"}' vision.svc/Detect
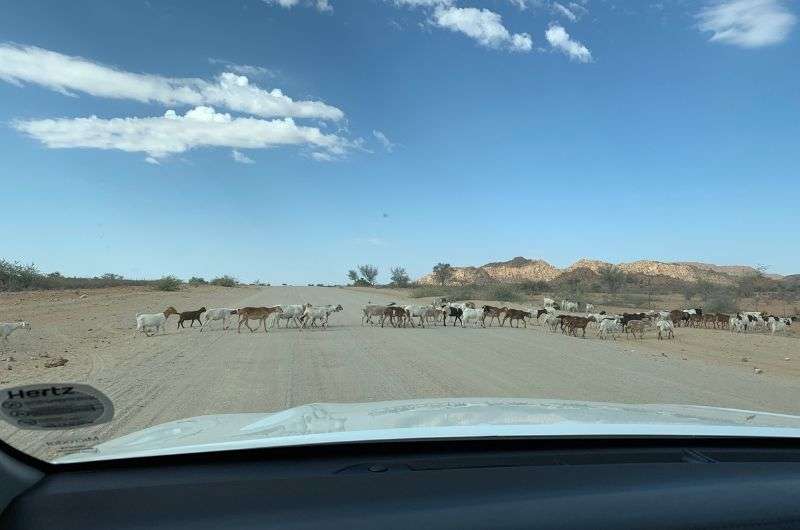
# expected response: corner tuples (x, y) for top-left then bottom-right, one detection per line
(1, 0), (798, 283)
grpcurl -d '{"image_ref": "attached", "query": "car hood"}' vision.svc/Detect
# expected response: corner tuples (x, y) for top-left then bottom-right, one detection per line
(56, 398), (800, 463)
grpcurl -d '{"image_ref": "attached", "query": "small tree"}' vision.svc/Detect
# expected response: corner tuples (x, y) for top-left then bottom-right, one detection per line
(390, 267), (410, 288)
(155, 275), (182, 291)
(358, 264), (379, 286)
(188, 276), (206, 285)
(695, 280), (715, 301)
(599, 265), (625, 295)
(432, 262), (453, 286)
(347, 269), (359, 283)
(211, 275), (237, 287)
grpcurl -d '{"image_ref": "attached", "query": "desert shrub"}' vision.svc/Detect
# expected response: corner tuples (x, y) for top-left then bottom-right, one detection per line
(188, 276), (207, 285)
(517, 280), (549, 294)
(704, 291), (738, 313)
(155, 275), (182, 292)
(211, 275), (237, 287)
(484, 285), (525, 303)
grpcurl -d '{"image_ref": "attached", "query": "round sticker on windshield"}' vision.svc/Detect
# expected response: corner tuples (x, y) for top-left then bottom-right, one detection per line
(0, 383), (113, 430)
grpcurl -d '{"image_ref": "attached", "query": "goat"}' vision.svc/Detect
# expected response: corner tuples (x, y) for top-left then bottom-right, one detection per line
(482, 305), (507, 327)
(200, 308), (237, 331)
(405, 305), (437, 328)
(272, 304), (307, 328)
(302, 304), (343, 330)
(657, 320), (675, 340)
(1, 321), (31, 342)
(502, 309), (532, 328)
(561, 300), (578, 312)
(462, 307), (486, 327)
(714, 313), (730, 329)
(442, 305), (463, 327)
(543, 297), (555, 307)
(625, 319), (647, 340)
(769, 317), (792, 334)
(561, 315), (591, 337)
(597, 317), (623, 340)
(543, 313), (561, 332)
(585, 303), (594, 312)
(135, 307), (178, 336)
(382, 306), (413, 328)
(361, 304), (388, 326)
(177, 307), (206, 329)
(237, 306), (283, 333)
(621, 313), (648, 326)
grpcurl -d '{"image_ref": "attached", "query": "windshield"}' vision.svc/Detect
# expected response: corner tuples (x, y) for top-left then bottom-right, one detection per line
(1, 0), (798, 464)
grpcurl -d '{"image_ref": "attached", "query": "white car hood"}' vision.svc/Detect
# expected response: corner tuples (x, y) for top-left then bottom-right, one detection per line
(56, 398), (800, 463)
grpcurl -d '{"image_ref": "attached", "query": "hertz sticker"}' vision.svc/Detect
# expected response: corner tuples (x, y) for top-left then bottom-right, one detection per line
(0, 383), (113, 430)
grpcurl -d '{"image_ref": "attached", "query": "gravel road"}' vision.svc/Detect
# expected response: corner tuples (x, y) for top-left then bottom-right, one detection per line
(2, 285), (799, 459)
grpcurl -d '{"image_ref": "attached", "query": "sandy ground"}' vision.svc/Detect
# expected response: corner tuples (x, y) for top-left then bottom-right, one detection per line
(1, 285), (799, 460)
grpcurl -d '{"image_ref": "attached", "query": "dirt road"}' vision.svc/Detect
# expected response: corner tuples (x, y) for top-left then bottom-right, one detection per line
(2, 286), (799, 459)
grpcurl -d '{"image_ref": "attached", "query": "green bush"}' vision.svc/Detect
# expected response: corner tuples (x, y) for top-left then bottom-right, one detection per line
(211, 275), (237, 287)
(155, 275), (182, 292)
(484, 285), (525, 303)
(704, 291), (738, 313)
(188, 276), (207, 285)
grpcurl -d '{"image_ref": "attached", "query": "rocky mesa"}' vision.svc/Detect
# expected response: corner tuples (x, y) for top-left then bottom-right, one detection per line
(416, 257), (769, 286)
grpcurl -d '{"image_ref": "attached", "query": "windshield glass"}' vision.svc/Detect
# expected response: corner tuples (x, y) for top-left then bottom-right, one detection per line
(1, 0), (798, 463)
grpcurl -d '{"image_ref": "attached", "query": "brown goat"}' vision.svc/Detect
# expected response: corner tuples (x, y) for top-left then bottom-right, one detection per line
(178, 307), (206, 329)
(482, 305), (507, 327)
(381, 306), (413, 328)
(237, 306), (283, 333)
(502, 309), (532, 328)
(562, 316), (591, 337)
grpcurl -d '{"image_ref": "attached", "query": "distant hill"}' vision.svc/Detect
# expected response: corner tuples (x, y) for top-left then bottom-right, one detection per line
(416, 257), (779, 286)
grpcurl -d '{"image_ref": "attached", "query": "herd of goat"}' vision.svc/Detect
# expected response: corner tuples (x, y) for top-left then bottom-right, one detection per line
(120, 295), (797, 340)
(0, 296), (794, 343)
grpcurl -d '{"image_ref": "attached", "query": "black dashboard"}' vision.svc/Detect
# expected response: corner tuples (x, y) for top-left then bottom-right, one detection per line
(3, 438), (800, 529)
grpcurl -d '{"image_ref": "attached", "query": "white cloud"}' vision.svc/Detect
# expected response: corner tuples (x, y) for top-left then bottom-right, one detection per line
(508, 0), (529, 10)
(392, 0), (452, 6)
(145, 157), (160, 165)
(0, 43), (344, 120)
(208, 58), (275, 78)
(696, 0), (796, 48)
(14, 106), (352, 161)
(545, 23), (592, 62)
(263, 0), (332, 11)
(432, 6), (533, 52)
(232, 149), (255, 164)
(568, 2), (588, 16)
(372, 130), (395, 152)
(553, 2), (577, 21)
(310, 151), (336, 162)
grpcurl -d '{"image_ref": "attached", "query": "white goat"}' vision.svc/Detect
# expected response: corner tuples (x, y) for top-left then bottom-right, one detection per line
(272, 304), (307, 328)
(543, 313), (561, 333)
(200, 308), (237, 331)
(135, 307), (178, 336)
(543, 297), (555, 307)
(561, 300), (578, 312)
(405, 305), (437, 327)
(597, 318), (623, 340)
(1, 321), (31, 342)
(585, 303), (594, 312)
(769, 317), (791, 334)
(461, 307), (486, 327)
(361, 304), (390, 326)
(656, 320), (675, 340)
(301, 304), (343, 329)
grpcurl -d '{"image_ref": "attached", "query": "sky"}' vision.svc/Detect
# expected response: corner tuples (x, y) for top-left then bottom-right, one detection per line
(1, 0), (798, 283)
